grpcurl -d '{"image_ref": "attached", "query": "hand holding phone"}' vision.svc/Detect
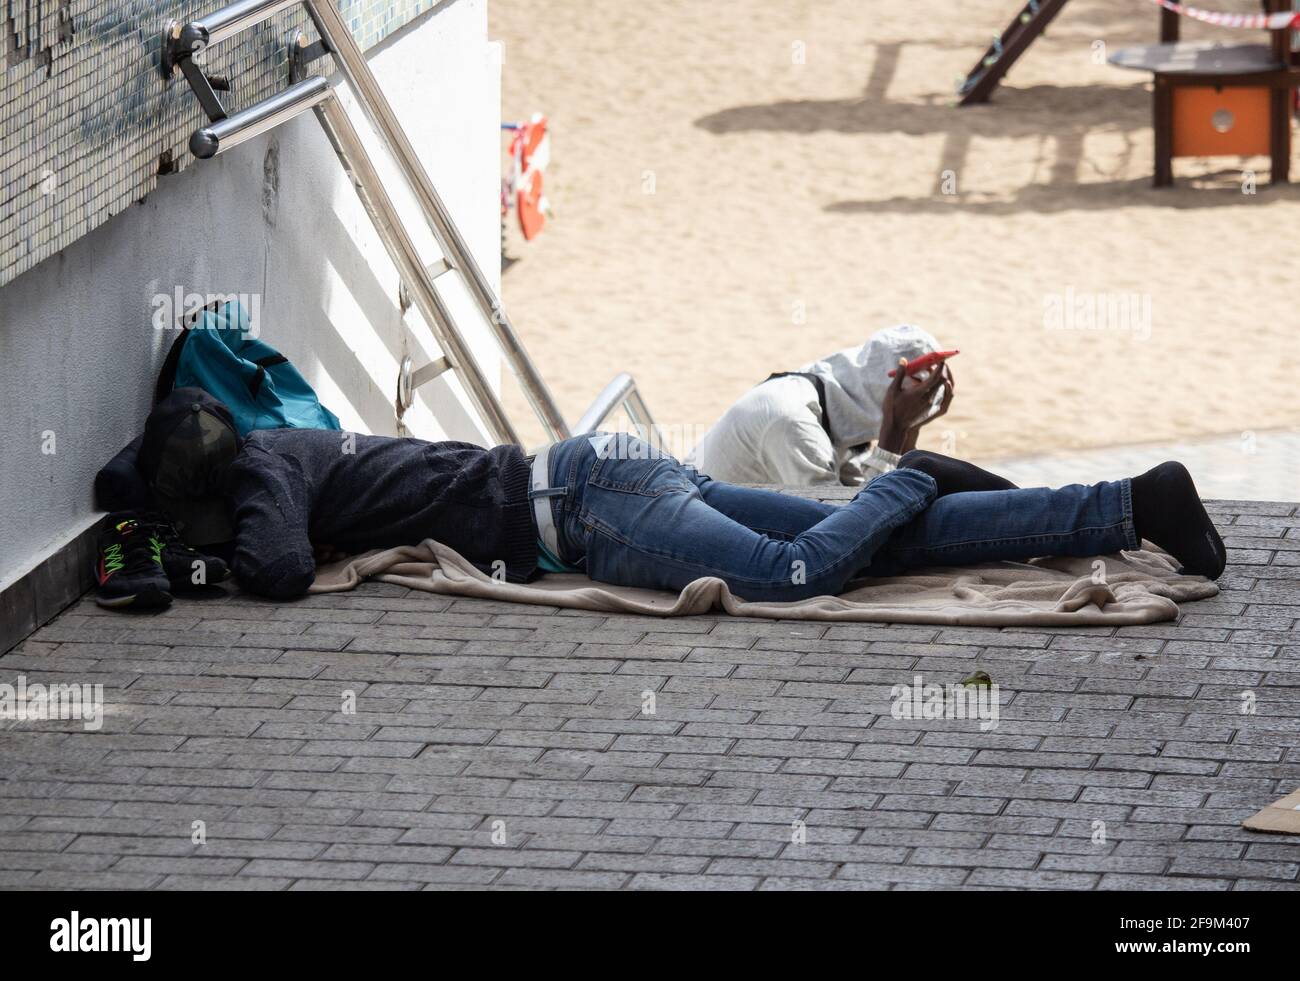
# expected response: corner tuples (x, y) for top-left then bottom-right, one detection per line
(887, 349), (959, 379)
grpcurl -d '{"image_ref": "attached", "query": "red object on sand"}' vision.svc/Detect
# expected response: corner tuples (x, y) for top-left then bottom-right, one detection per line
(888, 350), (960, 379)
(512, 116), (551, 241)
(518, 172), (546, 241)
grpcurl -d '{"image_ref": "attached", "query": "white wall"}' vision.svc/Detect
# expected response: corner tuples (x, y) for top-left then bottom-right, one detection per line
(0, 0), (503, 587)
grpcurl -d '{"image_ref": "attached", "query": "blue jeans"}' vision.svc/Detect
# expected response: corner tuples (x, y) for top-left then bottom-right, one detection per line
(538, 434), (1137, 602)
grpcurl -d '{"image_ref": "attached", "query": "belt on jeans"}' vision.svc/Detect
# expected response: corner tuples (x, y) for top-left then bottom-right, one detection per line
(528, 444), (563, 557)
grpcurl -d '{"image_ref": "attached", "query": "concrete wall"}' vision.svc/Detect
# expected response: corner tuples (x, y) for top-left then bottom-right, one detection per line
(0, 0), (503, 588)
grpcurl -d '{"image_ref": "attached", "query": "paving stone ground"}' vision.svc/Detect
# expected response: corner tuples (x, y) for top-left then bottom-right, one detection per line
(1, 492), (1298, 891)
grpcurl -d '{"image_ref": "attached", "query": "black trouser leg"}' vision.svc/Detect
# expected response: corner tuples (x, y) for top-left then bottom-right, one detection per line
(897, 450), (1018, 497)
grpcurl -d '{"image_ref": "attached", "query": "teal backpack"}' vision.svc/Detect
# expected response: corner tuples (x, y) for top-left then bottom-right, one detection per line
(155, 300), (341, 437)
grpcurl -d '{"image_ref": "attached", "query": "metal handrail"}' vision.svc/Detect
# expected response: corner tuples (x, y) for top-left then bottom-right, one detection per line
(184, 74), (521, 444)
(301, 0), (570, 442)
(188, 0), (300, 47)
(573, 373), (659, 444)
(165, 1), (660, 450)
(314, 94), (524, 445)
(191, 75), (331, 158)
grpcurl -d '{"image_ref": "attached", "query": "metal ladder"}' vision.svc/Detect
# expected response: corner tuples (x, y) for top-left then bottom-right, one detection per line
(160, 0), (658, 448)
(956, 0), (1071, 106)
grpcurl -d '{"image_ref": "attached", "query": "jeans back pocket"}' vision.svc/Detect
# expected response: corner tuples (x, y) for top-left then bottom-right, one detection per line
(586, 435), (689, 497)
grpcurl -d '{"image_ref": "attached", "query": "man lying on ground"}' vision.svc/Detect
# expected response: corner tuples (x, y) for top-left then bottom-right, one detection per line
(106, 387), (1226, 606)
(686, 324), (1008, 495)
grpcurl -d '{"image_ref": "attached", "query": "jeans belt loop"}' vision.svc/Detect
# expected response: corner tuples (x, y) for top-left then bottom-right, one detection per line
(530, 443), (562, 556)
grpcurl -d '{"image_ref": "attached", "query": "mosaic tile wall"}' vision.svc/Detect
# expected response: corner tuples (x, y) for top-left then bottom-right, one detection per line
(340, 0), (439, 50)
(0, 1), (437, 288)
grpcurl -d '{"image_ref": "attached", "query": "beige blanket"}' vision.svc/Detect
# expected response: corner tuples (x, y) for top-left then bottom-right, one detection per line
(310, 541), (1218, 626)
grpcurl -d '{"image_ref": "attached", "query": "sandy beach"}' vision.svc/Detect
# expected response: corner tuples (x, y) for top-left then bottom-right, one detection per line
(492, 0), (1300, 464)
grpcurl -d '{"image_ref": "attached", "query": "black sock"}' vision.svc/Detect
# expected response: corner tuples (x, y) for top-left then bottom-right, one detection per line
(1130, 462), (1226, 579)
(897, 450), (1019, 497)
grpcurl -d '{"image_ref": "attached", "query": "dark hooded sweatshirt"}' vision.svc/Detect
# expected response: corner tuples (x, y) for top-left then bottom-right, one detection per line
(225, 429), (536, 599)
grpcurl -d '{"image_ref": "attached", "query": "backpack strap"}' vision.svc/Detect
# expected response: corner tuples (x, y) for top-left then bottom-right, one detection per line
(154, 329), (191, 404)
(247, 355), (289, 398)
(155, 300), (226, 404)
(764, 372), (831, 439)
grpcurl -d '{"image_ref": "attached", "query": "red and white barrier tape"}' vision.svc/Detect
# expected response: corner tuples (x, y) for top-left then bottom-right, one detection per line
(1145, 0), (1300, 30)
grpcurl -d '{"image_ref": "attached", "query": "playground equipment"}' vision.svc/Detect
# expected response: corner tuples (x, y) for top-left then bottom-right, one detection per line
(1110, 2), (1300, 185)
(958, 0), (1074, 106)
(958, 0), (1237, 104)
(958, 1), (1300, 186)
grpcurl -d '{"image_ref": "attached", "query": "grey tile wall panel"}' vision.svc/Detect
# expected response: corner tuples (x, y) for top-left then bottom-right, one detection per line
(0, 1), (436, 288)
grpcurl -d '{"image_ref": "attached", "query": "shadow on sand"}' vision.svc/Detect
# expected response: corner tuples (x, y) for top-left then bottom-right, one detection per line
(695, 36), (1299, 214)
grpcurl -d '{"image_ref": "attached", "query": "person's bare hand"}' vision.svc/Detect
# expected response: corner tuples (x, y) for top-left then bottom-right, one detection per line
(878, 359), (953, 454)
(926, 363), (956, 424)
(900, 363), (956, 450)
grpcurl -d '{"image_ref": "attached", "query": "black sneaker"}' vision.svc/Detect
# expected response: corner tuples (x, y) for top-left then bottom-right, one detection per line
(95, 515), (172, 609)
(140, 512), (231, 591)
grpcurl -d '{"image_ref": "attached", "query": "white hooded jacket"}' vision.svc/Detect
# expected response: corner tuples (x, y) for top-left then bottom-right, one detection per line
(685, 325), (942, 486)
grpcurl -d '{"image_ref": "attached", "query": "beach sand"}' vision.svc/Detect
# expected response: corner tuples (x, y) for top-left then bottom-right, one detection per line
(491, 0), (1300, 464)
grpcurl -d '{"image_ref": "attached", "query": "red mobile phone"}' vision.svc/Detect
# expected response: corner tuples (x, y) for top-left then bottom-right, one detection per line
(887, 349), (959, 378)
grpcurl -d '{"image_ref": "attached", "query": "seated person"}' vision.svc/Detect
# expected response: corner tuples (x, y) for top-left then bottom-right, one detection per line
(687, 324), (984, 488)
(131, 388), (1226, 604)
